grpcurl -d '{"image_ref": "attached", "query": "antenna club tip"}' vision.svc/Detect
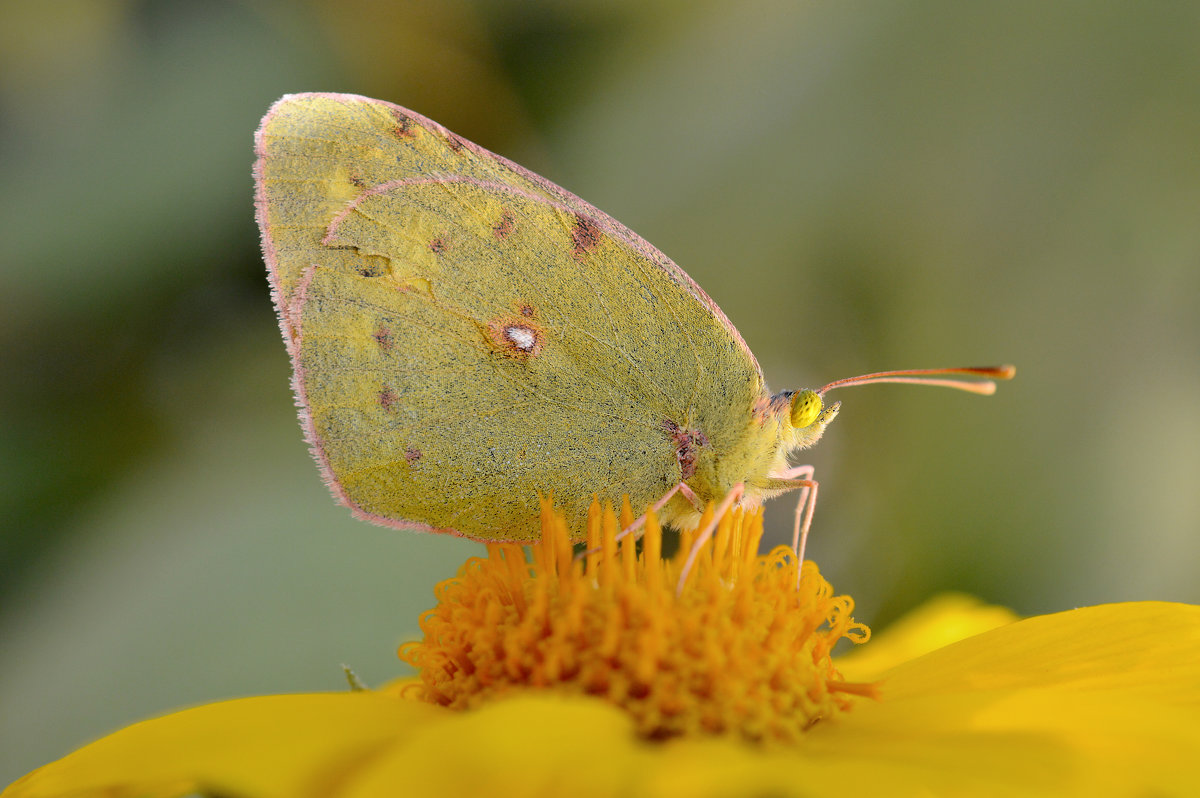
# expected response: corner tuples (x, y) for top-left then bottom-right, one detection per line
(967, 364), (1017, 380)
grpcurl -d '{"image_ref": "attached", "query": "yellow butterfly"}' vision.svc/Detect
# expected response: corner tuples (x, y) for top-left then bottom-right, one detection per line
(254, 93), (1011, 563)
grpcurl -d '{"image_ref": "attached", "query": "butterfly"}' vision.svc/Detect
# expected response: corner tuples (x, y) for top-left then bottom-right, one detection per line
(254, 93), (1012, 569)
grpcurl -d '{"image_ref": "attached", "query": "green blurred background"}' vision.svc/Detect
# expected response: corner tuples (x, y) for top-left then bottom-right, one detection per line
(2, 0), (1198, 781)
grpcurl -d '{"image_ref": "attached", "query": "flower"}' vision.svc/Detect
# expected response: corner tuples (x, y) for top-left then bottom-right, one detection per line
(395, 499), (875, 744)
(5, 501), (1200, 798)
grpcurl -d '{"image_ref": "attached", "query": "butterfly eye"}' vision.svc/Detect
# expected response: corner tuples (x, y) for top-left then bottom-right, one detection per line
(789, 389), (823, 429)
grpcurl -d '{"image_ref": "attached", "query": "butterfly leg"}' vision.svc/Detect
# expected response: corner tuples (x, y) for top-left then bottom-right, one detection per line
(774, 464), (819, 587)
(576, 481), (703, 561)
(676, 483), (746, 596)
(613, 481), (702, 545)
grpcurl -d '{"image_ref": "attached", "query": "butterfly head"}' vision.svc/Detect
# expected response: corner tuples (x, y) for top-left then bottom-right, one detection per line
(783, 389), (840, 452)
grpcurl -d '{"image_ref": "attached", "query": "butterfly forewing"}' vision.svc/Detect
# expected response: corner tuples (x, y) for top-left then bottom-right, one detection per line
(256, 93), (766, 540)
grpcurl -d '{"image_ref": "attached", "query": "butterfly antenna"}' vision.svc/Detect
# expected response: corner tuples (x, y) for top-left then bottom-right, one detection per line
(818, 365), (1015, 397)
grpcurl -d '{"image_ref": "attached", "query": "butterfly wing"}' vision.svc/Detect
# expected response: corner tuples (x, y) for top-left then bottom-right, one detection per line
(255, 93), (765, 540)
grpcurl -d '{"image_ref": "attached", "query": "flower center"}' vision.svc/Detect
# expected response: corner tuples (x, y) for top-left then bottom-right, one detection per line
(399, 498), (876, 744)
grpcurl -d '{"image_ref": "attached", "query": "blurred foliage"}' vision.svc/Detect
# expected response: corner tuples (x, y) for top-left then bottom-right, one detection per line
(2, 0), (1199, 784)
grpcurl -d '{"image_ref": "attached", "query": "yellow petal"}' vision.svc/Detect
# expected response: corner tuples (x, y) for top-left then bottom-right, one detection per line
(801, 688), (1200, 797)
(3, 693), (442, 798)
(344, 696), (645, 798)
(835, 592), (1018, 681)
(810, 601), (1200, 797)
(880, 600), (1200, 699)
(342, 695), (904, 798)
(336, 690), (1198, 798)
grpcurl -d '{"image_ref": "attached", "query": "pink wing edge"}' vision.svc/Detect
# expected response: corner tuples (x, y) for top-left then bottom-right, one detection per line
(253, 92), (760, 540)
(254, 94), (472, 539)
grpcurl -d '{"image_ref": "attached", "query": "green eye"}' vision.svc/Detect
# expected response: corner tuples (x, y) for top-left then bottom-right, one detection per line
(789, 389), (823, 429)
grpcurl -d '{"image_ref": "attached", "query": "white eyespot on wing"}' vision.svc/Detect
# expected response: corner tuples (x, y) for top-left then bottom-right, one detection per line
(505, 326), (537, 352)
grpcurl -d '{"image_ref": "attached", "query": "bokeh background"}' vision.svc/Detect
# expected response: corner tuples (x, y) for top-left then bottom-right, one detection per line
(2, 0), (1198, 782)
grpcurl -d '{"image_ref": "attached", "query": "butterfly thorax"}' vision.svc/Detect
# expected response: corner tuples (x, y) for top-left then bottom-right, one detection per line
(660, 389), (840, 529)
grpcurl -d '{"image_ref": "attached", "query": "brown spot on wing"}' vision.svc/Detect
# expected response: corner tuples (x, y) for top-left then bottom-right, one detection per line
(493, 209), (515, 240)
(663, 419), (709, 481)
(571, 214), (602, 259)
(429, 237), (446, 254)
(379, 387), (399, 411)
(373, 326), (394, 352)
(391, 110), (416, 139)
(405, 446), (422, 465)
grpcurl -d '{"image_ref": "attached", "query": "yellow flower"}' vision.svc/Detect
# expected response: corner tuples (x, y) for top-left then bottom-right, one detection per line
(5, 501), (1200, 798)
(396, 499), (875, 744)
